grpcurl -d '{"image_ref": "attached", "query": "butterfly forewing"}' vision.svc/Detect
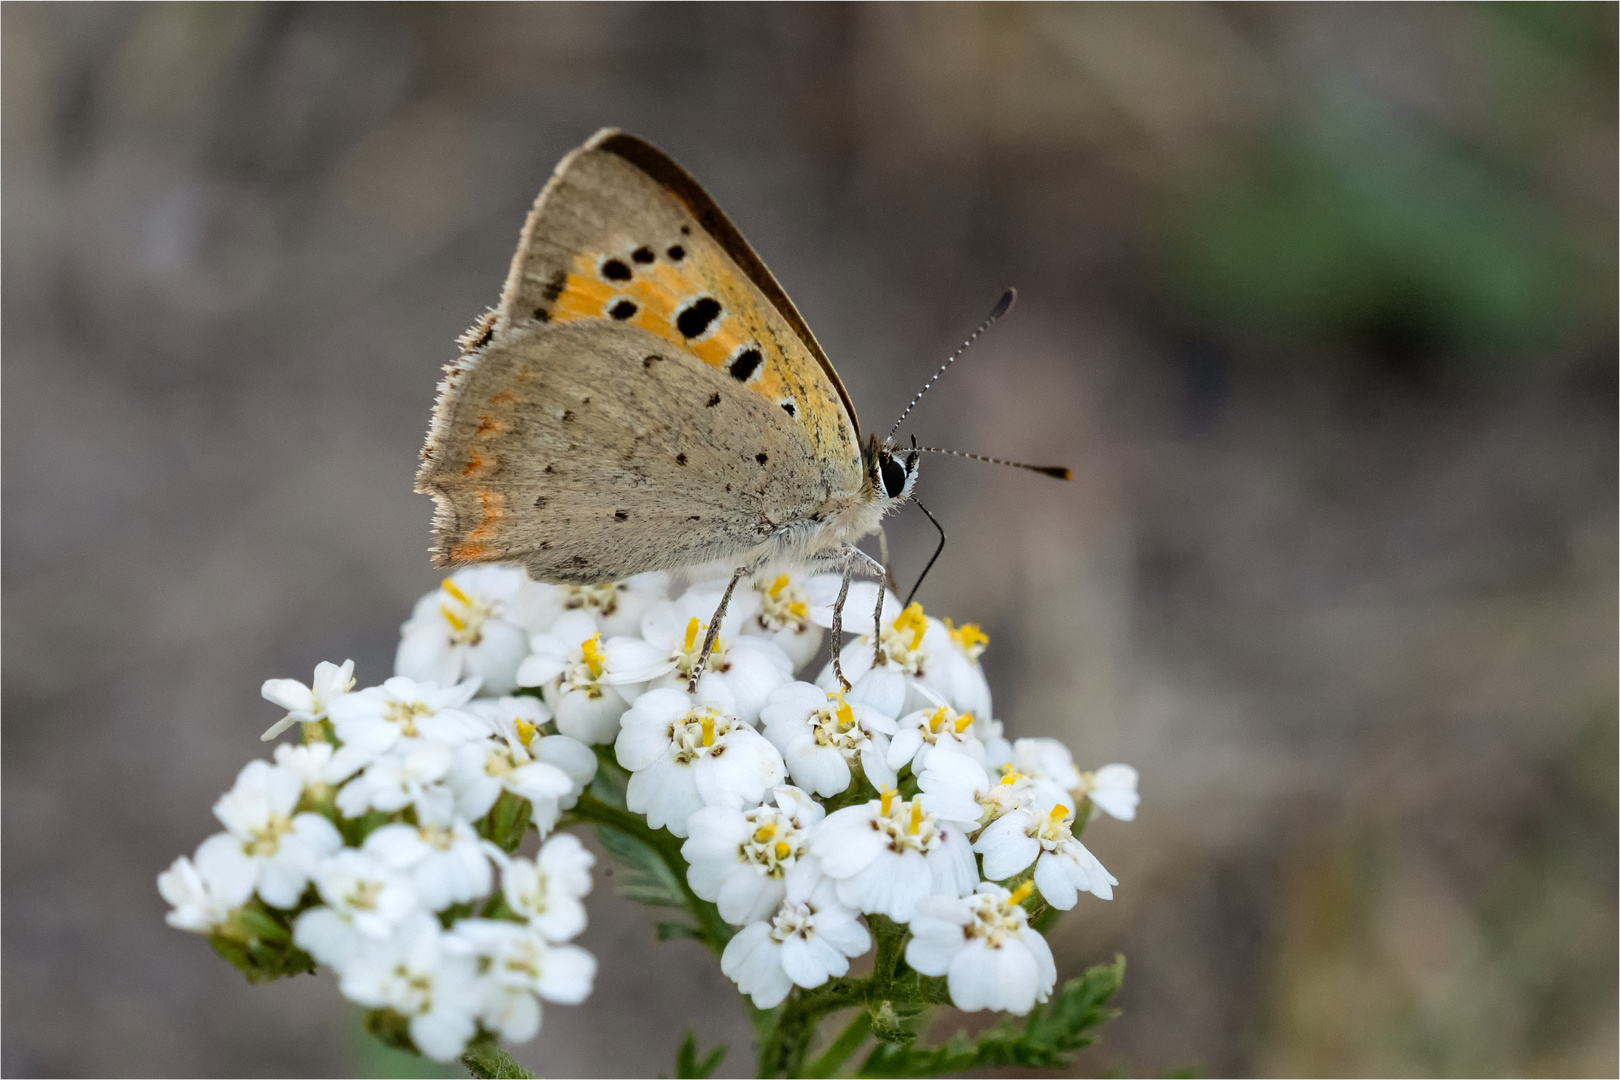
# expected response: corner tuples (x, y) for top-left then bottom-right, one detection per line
(418, 129), (866, 582)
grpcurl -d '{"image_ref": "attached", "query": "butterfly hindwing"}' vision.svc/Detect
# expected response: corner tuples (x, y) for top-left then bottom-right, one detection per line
(421, 318), (840, 583)
(419, 129), (866, 582)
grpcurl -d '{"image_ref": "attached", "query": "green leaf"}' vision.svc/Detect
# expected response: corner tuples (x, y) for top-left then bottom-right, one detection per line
(461, 1035), (534, 1079)
(594, 824), (687, 911)
(673, 1029), (728, 1079)
(856, 956), (1125, 1077)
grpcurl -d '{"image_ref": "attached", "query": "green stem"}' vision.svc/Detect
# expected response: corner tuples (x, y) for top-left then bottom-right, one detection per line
(563, 790), (733, 954)
(804, 1010), (872, 1078)
(758, 977), (867, 1078)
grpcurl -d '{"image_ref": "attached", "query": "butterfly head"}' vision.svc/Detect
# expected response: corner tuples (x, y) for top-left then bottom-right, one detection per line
(866, 434), (920, 509)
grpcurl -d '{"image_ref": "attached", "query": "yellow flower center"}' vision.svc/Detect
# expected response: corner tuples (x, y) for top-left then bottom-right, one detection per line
(670, 707), (733, 763)
(438, 578), (494, 646)
(246, 814), (293, 857)
(740, 806), (809, 877)
(944, 617), (989, 659)
(580, 633), (605, 680)
(756, 574), (811, 631)
(562, 582), (623, 617)
(348, 879), (382, 911)
(894, 603), (928, 651)
(383, 698), (432, 737)
(675, 616), (728, 676)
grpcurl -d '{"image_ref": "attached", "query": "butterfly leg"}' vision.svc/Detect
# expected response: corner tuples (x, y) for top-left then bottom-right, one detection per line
(845, 546), (891, 672)
(827, 544), (891, 690)
(687, 563), (752, 693)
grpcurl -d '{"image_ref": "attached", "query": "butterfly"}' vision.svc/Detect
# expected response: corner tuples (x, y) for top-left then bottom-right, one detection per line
(416, 128), (1061, 687)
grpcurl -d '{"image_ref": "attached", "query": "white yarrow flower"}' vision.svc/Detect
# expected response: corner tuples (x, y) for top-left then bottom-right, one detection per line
(616, 687), (786, 837)
(682, 786), (825, 925)
(447, 919), (598, 1043)
(515, 611), (655, 743)
(449, 698), (581, 829)
(337, 914), (482, 1062)
(904, 881), (1056, 1015)
(741, 572), (824, 671)
(759, 675), (899, 797)
(335, 737), (457, 822)
(818, 598), (992, 720)
(886, 703), (987, 773)
(635, 591), (793, 725)
(261, 659), (356, 741)
(158, 846), (255, 932)
(501, 833), (596, 943)
(294, 849), (419, 968)
(720, 861), (870, 1009)
(973, 794), (1118, 907)
(206, 759), (343, 908)
(1079, 763), (1139, 822)
(326, 676), (482, 778)
(363, 819), (493, 912)
(395, 568), (536, 697)
(811, 789), (978, 922)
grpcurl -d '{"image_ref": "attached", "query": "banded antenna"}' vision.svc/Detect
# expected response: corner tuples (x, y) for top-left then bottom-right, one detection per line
(913, 446), (1071, 480)
(888, 288), (1017, 439)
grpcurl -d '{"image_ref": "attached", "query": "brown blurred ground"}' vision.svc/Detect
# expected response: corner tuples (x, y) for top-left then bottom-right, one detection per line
(3, 4), (1614, 1077)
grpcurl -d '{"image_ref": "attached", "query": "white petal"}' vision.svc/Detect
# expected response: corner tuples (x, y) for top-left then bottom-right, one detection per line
(537, 943), (596, 1003)
(779, 934), (833, 989)
(835, 849), (930, 922)
(974, 813), (1040, 881)
(261, 678), (316, 715)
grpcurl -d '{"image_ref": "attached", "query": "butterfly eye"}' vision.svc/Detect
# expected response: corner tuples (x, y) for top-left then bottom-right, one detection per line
(879, 455), (908, 500)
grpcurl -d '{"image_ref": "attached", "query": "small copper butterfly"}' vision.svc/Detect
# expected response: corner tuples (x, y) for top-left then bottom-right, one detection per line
(416, 129), (1064, 686)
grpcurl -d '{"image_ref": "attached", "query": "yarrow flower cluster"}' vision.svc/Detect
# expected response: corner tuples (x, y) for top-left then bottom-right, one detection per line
(162, 564), (1138, 1072)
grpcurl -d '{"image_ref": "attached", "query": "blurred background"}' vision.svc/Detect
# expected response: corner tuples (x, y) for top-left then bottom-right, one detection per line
(4, 3), (1614, 1076)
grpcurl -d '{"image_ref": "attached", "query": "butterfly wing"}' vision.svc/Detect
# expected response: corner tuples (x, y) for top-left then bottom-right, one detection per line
(418, 129), (866, 583)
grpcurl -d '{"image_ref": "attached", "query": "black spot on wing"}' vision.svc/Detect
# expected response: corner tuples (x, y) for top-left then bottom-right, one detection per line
(677, 297), (722, 338)
(676, 453), (687, 465)
(756, 452), (769, 465)
(780, 401), (796, 417)
(728, 348), (763, 382)
(614, 510), (629, 521)
(610, 300), (637, 320)
(533, 307), (549, 323)
(667, 244), (685, 261)
(542, 271), (566, 302)
(644, 355), (661, 369)
(602, 259), (631, 281)
(561, 410), (575, 423)
(631, 246), (655, 264)
(680, 225), (691, 236)
(706, 393), (721, 408)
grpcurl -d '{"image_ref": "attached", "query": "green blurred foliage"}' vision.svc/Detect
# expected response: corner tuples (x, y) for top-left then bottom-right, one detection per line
(1158, 3), (1614, 374)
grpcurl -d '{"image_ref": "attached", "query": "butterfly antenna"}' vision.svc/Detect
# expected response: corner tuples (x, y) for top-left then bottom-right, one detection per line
(887, 288), (1017, 440)
(905, 500), (947, 607)
(914, 445), (1072, 480)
